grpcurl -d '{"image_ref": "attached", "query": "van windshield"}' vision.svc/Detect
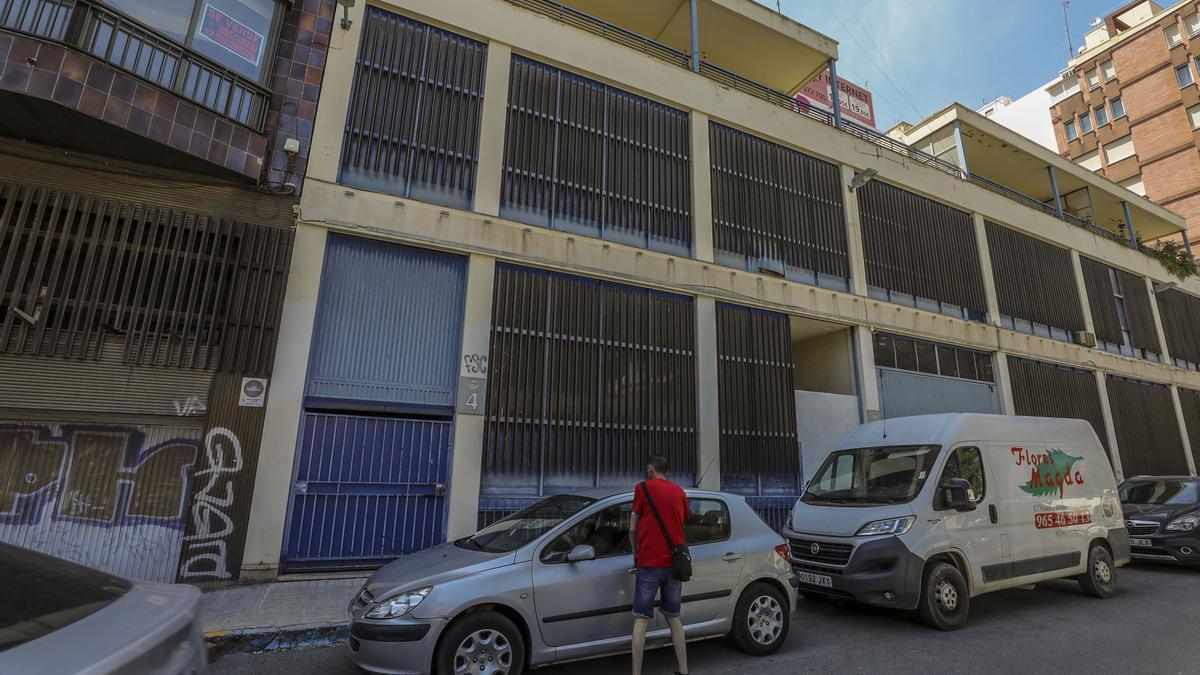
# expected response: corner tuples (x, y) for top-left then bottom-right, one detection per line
(802, 445), (941, 505)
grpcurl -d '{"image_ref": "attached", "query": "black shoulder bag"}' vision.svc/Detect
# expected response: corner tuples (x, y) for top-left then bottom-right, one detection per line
(639, 481), (692, 582)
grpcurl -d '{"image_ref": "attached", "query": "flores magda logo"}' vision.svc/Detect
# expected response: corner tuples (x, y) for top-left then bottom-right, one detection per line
(1011, 447), (1085, 498)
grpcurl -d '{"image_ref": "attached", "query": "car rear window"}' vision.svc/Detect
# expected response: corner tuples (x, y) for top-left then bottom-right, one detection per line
(0, 544), (131, 652)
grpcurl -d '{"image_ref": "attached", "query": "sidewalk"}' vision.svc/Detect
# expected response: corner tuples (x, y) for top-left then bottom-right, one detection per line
(201, 577), (366, 655)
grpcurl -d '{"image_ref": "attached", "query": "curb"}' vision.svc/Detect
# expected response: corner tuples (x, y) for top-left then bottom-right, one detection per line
(204, 623), (349, 657)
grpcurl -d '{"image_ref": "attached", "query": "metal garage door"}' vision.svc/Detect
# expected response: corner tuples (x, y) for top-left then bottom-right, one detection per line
(281, 236), (465, 571)
(878, 368), (1000, 419)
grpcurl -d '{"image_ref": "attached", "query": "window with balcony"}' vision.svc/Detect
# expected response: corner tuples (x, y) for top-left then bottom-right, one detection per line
(1103, 134), (1136, 165)
(101, 0), (279, 81)
(1186, 12), (1200, 37)
(1166, 23), (1183, 47)
(500, 56), (693, 256)
(1065, 119), (1078, 140)
(1079, 112), (1093, 134)
(338, 9), (486, 211)
(1101, 60), (1116, 81)
(1086, 69), (1100, 89)
(1048, 77), (1081, 105)
(857, 181), (988, 322)
(1190, 104), (1200, 129)
(1110, 96), (1125, 119)
(1094, 104), (1108, 126)
(1177, 63), (1194, 87)
(985, 221), (1085, 342)
(708, 123), (849, 290)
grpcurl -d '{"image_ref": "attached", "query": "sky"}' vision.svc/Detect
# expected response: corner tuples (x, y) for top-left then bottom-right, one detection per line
(771, 0), (1125, 130)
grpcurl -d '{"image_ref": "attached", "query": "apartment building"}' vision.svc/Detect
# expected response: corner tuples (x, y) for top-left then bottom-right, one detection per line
(204, 0), (1200, 580)
(1051, 0), (1200, 247)
(0, 0), (336, 583)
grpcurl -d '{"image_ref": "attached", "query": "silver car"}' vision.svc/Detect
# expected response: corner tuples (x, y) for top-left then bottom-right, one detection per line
(0, 542), (206, 674)
(348, 488), (796, 675)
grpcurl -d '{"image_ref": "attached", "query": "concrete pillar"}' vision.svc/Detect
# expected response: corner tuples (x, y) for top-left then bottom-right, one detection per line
(689, 0), (700, 72)
(853, 325), (881, 422)
(1123, 200), (1139, 249)
(841, 164), (869, 296)
(828, 58), (842, 129)
(953, 120), (970, 179)
(691, 111), (714, 263)
(1145, 276), (1172, 363)
(972, 213), (1001, 327)
(1070, 250), (1097, 335)
(1094, 370), (1124, 481)
(695, 295), (721, 489)
(1047, 165), (1064, 218)
(1170, 386), (1198, 476)
(993, 352), (1016, 415)
(306, 1), (366, 184)
(239, 224), (327, 577)
(446, 254), (497, 539)
(473, 43), (512, 217)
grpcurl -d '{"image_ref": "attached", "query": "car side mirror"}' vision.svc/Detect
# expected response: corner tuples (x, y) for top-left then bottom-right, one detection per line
(567, 544), (596, 562)
(940, 477), (977, 512)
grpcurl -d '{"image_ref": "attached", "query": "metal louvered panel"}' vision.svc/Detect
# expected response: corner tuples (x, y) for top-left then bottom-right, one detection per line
(1179, 388), (1200, 471)
(500, 56), (692, 255)
(306, 235), (467, 408)
(1118, 269), (1160, 354)
(0, 420), (202, 583)
(856, 180), (987, 314)
(715, 303), (801, 499)
(0, 181), (291, 375)
(878, 368), (1000, 419)
(709, 123), (848, 284)
(1106, 376), (1189, 476)
(1079, 257), (1122, 345)
(1156, 289), (1200, 365)
(339, 8), (486, 210)
(482, 264), (697, 496)
(984, 221), (1084, 331)
(1007, 357), (1108, 453)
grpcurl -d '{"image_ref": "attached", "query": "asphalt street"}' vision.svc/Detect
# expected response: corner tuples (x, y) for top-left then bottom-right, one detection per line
(209, 563), (1200, 674)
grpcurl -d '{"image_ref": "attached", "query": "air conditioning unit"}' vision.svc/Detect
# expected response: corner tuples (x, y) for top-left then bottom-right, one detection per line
(1074, 330), (1097, 348)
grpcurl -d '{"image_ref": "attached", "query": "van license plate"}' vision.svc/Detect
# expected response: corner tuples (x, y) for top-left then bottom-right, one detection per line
(1130, 538), (1152, 548)
(796, 571), (833, 588)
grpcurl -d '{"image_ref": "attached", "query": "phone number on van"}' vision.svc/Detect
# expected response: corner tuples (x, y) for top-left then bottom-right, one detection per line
(1034, 510), (1092, 529)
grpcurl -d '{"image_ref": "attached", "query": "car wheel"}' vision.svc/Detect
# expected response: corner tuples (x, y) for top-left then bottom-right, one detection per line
(917, 562), (969, 631)
(434, 610), (524, 675)
(730, 582), (789, 655)
(1077, 544), (1118, 599)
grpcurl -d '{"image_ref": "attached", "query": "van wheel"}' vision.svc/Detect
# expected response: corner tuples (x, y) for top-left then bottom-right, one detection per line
(434, 611), (524, 675)
(1077, 544), (1117, 599)
(730, 582), (789, 655)
(917, 562), (969, 630)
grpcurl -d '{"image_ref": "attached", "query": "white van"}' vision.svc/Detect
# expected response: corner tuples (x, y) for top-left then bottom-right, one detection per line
(784, 413), (1130, 629)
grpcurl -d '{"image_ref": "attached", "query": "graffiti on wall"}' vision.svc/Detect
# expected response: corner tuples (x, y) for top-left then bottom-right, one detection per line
(178, 427), (244, 580)
(0, 423), (200, 583)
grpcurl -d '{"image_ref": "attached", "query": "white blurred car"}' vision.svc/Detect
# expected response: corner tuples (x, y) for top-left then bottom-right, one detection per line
(0, 542), (206, 674)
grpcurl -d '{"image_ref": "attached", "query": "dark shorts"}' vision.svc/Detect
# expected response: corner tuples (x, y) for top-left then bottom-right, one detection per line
(632, 566), (682, 619)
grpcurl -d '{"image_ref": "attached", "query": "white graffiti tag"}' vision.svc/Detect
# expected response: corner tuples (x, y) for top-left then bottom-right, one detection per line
(179, 427), (242, 579)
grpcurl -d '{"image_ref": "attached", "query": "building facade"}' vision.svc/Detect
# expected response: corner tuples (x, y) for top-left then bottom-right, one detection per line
(1051, 0), (1200, 246)
(216, 0), (1200, 580)
(0, 0), (336, 583)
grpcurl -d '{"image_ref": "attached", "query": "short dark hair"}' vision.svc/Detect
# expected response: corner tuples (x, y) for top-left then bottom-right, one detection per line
(648, 456), (670, 474)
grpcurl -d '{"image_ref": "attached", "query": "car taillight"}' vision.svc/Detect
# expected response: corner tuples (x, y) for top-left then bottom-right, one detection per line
(774, 543), (791, 562)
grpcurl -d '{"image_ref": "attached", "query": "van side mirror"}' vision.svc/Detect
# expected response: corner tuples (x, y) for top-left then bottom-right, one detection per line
(940, 477), (977, 512)
(567, 544), (596, 562)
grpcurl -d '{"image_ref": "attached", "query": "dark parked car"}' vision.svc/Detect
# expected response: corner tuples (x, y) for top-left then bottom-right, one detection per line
(1119, 477), (1200, 566)
(0, 542), (206, 674)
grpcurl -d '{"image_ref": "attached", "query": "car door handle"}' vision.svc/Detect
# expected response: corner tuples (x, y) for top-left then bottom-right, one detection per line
(722, 553), (742, 562)
(989, 505), (999, 524)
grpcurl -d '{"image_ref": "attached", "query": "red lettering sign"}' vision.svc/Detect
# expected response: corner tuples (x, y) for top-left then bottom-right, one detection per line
(199, 4), (263, 66)
(1034, 510), (1092, 529)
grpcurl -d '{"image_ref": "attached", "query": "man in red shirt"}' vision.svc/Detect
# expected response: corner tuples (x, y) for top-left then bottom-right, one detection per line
(629, 455), (689, 675)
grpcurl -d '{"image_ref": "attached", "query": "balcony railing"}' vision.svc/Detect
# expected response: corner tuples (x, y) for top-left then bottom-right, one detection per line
(508, 0), (1145, 249)
(1, 0), (269, 130)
